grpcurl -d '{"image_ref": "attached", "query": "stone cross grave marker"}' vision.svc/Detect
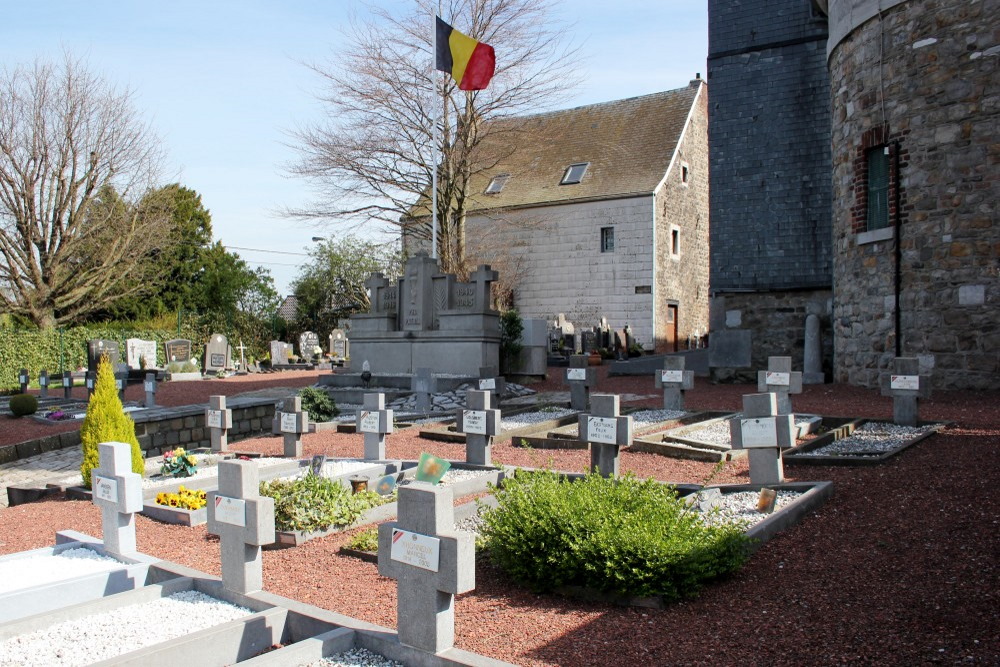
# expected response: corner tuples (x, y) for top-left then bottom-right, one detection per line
(38, 370), (49, 398)
(377, 481), (475, 654)
(18, 369), (28, 394)
(85, 371), (96, 398)
(469, 264), (498, 313)
(411, 368), (436, 413)
(456, 389), (501, 466)
(477, 365), (505, 400)
(655, 356), (694, 410)
(235, 340), (248, 372)
(204, 333), (232, 373)
(357, 392), (393, 460)
(565, 354), (597, 412)
(144, 373), (157, 407)
(879, 356), (932, 427)
(729, 392), (796, 485)
(91, 441), (143, 557)
(115, 371), (127, 402)
(275, 396), (308, 457)
(62, 371), (73, 399)
(207, 460), (276, 594)
(756, 356), (803, 414)
(578, 394), (633, 478)
(206, 395), (234, 452)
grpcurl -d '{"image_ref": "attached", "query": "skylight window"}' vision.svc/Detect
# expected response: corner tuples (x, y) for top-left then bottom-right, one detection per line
(485, 174), (509, 195)
(560, 162), (589, 185)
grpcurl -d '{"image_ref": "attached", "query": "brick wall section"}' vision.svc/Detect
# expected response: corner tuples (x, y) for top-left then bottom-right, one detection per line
(829, 0), (1000, 389)
(708, 0), (832, 292)
(654, 83), (711, 352)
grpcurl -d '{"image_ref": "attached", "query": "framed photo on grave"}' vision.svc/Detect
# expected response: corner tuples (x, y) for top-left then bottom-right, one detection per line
(414, 452), (450, 484)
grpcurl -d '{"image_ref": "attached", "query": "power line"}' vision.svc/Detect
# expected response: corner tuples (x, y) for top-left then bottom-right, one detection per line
(224, 245), (311, 257)
(242, 259), (303, 267)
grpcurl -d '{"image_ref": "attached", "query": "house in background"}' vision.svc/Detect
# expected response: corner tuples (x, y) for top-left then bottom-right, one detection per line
(407, 78), (710, 353)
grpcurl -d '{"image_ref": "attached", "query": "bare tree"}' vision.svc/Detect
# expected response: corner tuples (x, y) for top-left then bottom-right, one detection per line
(0, 54), (170, 328)
(286, 0), (579, 275)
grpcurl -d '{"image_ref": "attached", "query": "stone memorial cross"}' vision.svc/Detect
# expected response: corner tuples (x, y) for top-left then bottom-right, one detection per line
(275, 396), (309, 457)
(144, 373), (157, 408)
(654, 356), (695, 410)
(729, 392), (796, 485)
(62, 371), (74, 399)
(578, 394), (633, 478)
(377, 482), (475, 653)
(206, 395), (234, 452)
(91, 441), (143, 557)
(38, 370), (49, 399)
(207, 460), (276, 594)
(564, 354), (597, 412)
(879, 356), (932, 427)
(455, 389), (501, 466)
(357, 392), (394, 460)
(411, 367), (436, 413)
(756, 356), (803, 414)
(18, 369), (29, 394)
(85, 371), (96, 398)
(115, 371), (127, 402)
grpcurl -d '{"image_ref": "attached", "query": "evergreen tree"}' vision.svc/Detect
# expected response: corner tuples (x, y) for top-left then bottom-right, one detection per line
(79, 355), (145, 488)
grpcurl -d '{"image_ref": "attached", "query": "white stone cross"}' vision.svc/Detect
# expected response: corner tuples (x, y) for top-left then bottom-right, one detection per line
(756, 356), (803, 414)
(565, 354), (597, 412)
(115, 372), (127, 402)
(879, 356), (932, 427)
(18, 369), (29, 394)
(91, 441), (143, 557)
(578, 394), (632, 478)
(654, 356), (695, 410)
(38, 370), (49, 399)
(729, 392), (796, 485)
(235, 340), (248, 371)
(377, 482), (475, 653)
(275, 396), (309, 457)
(206, 394), (234, 452)
(85, 371), (96, 398)
(357, 392), (393, 460)
(62, 371), (74, 399)
(207, 460), (275, 594)
(456, 389), (500, 466)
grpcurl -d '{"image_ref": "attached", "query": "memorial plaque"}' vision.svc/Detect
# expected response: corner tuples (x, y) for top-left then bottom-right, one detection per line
(587, 416), (618, 444)
(890, 375), (920, 391)
(214, 495), (247, 527)
(765, 371), (790, 386)
(206, 410), (223, 429)
(359, 410), (380, 433)
(462, 410), (487, 435)
(567, 368), (587, 381)
(390, 528), (441, 572)
(740, 417), (778, 448)
(92, 476), (118, 504)
(144, 380), (155, 393)
(280, 412), (298, 433)
(661, 369), (684, 384)
(478, 378), (496, 391)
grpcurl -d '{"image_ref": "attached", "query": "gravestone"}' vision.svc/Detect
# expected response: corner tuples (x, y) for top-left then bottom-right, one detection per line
(729, 392), (796, 485)
(144, 373), (157, 407)
(85, 371), (96, 398)
(275, 396), (308, 457)
(87, 339), (120, 372)
(269, 340), (290, 366)
(38, 370), (49, 399)
(206, 395), (234, 452)
(411, 368), (436, 413)
(329, 329), (349, 362)
(477, 365), (505, 400)
(91, 441), (143, 557)
(62, 371), (73, 399)
(879, 356), (932, 427)
(204, 333), (232, 373)
(578, 394), (632, 478)
(125, 338), (158, 370)
(581, 330), (597, 353)
(377, 482), (475, 653)
(164, 338), (193, 364)
(654, 356), (695, 410)
(357, 392), (393, 460)
(207, 460), (276, 594)
(756, 356), (803, 414)
(564, 355), (597, 411)
(455, 389), (500, 466)
(18, 369), (28, 394)
(298, 331), (320, 360)
(802, 314), (825, 384)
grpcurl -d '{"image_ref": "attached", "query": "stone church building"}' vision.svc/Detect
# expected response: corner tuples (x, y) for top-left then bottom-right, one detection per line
(408, 79), (710, 354)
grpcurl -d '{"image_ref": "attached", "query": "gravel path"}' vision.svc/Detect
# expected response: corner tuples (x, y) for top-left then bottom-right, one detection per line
(0, 547), (123, 594)
(798, 421), (935, 456)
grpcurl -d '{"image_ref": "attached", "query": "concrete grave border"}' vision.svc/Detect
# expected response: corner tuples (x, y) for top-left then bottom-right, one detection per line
(784, 418), (947, 466)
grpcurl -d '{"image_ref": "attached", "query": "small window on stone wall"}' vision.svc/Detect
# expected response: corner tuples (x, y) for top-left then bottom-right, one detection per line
(600, 226), (615, 253)
(681, 162), (690, 185)
(670, 226), (681, 258)
(867, 146), (890, 231)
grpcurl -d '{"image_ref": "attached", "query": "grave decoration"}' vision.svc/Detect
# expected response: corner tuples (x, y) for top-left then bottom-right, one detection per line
(577, 394), (633, 478)
(259, 472), (388, 534)
(455, 389), (500, 466)
(357, 392), (393, 460)
(309, 454), (327, 476)
(654, 356), (695, 410)
(160, 447), (198, 478)
(207, 460), (275, 593)
(155, 485), (207, 511)
(206, 394), (234, 452)
(377, 481), (476, 653)
(879, 356), (932, 427)
(275, 396), (309, 457)
(91, 441), (144, 557)
(564, 354), (597, 411)
(756, 356), (803, 414)
(414, 452), (451, 484)
(729, 392), (796, 485)
(375, 473), (398, 496)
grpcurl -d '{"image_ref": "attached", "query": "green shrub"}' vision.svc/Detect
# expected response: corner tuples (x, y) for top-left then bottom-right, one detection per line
(9, 393), (38, 417)
(297, 387), (338, 423)
(166, 360), (200, 373)
(499, 309), (524, 373)
(479, 470), (749, 601)
(346, 526), (379, 552)
(79, 355), (145, 488)
(259, 475), (385, 533)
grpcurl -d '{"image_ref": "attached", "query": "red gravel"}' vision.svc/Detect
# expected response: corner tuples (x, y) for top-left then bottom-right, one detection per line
(1, 368), (999, 665)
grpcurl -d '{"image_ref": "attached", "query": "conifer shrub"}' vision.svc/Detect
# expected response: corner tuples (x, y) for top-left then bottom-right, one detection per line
(479, 470), (749, 601)
(297, 386), (338, 423)
(9, 393), (38, 417)
(80, 355), (145, 488)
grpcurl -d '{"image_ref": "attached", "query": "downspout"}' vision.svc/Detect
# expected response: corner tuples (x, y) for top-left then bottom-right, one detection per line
(893, 140), (901, 357)
(651, 194), (657, 351)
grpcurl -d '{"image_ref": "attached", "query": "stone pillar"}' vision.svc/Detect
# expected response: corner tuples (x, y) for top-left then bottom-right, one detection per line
(455, 389), (500, 466)
(729, 393), (796, 485)
(377, 482), (475, 653)
(91, 441), (143, 557)
(206, 395), (234, 452)
(62, 371), (74, 399)
(879, 357), (932, 427)
(578, 394), (633, 478)
(143, 373), (157, 407)
(38, 370), (49, 399)
(565, 355), (597, 412)
(802, 314), (824, 384)
(411, 368), (436, 413)
(276, 396), (309, 457)
(357, 392), (394, 460)
(654, 356), (695, 410)
(207, 460), (276, 594)
(756, 356), (803, 415)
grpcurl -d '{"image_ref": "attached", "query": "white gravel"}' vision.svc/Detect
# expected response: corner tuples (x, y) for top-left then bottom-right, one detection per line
(0, 548), (124, 594)
(677, 413), (814, 446)
(693, 490), (802, 529)
(141, 456), (289, 490)
(0, 590), (251, 667)
(279, 460), (379, 481)
(555, 409), (688, 438)
(399, 468), (495, 488)
(302, 648), (403, 667)
(500, 408), (576, 430)
(797, 421), (934, 456)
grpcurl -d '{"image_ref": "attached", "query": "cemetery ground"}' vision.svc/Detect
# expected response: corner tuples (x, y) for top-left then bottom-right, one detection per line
(1, 368), (998, 665)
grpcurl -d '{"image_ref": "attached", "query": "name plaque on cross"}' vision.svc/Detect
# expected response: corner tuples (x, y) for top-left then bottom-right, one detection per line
(588, 416), (618, 444)
(390, 528), (441, 572)
(890, 375), (920, 391)
(567, 368), (587, 381)
(206, 410), (223, 429)
(64, 376), (73, 388)
(766, 371), (790, 386)
(740, 417), (778, 448)
(478, 378), (496, 391)
(359, 411), (380, 433)
(116, 378), (125, 390)
(661, 370), (684, 384)
(144, 380), (155, 392)
(93, 476), (118, 503)
(87, 378), (95, 390)
(214, 496), (247, 527)
(280, 412), (298, 433)
(463, 410), (487, 435)
(19, 372), (27, 384)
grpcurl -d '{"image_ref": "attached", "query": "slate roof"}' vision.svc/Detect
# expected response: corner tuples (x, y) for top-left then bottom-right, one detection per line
(465, 82), (700, 213)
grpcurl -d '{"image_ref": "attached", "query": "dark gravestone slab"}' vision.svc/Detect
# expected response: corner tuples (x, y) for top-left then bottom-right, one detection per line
(87, 340), (120, 372)
(164, 339), (193, 364)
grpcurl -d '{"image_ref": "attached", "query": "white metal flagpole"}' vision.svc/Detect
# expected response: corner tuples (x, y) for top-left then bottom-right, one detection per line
(431, 11), (439, 260)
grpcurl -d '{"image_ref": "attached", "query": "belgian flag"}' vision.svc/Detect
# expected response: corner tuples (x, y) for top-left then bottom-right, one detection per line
(435, 17), (495, 91)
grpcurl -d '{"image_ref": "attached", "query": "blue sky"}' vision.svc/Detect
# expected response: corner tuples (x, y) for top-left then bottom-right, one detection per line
(4, 1), (708, 295)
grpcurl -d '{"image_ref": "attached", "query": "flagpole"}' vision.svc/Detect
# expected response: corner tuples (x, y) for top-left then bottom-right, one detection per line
(431, 11), (439, 261)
